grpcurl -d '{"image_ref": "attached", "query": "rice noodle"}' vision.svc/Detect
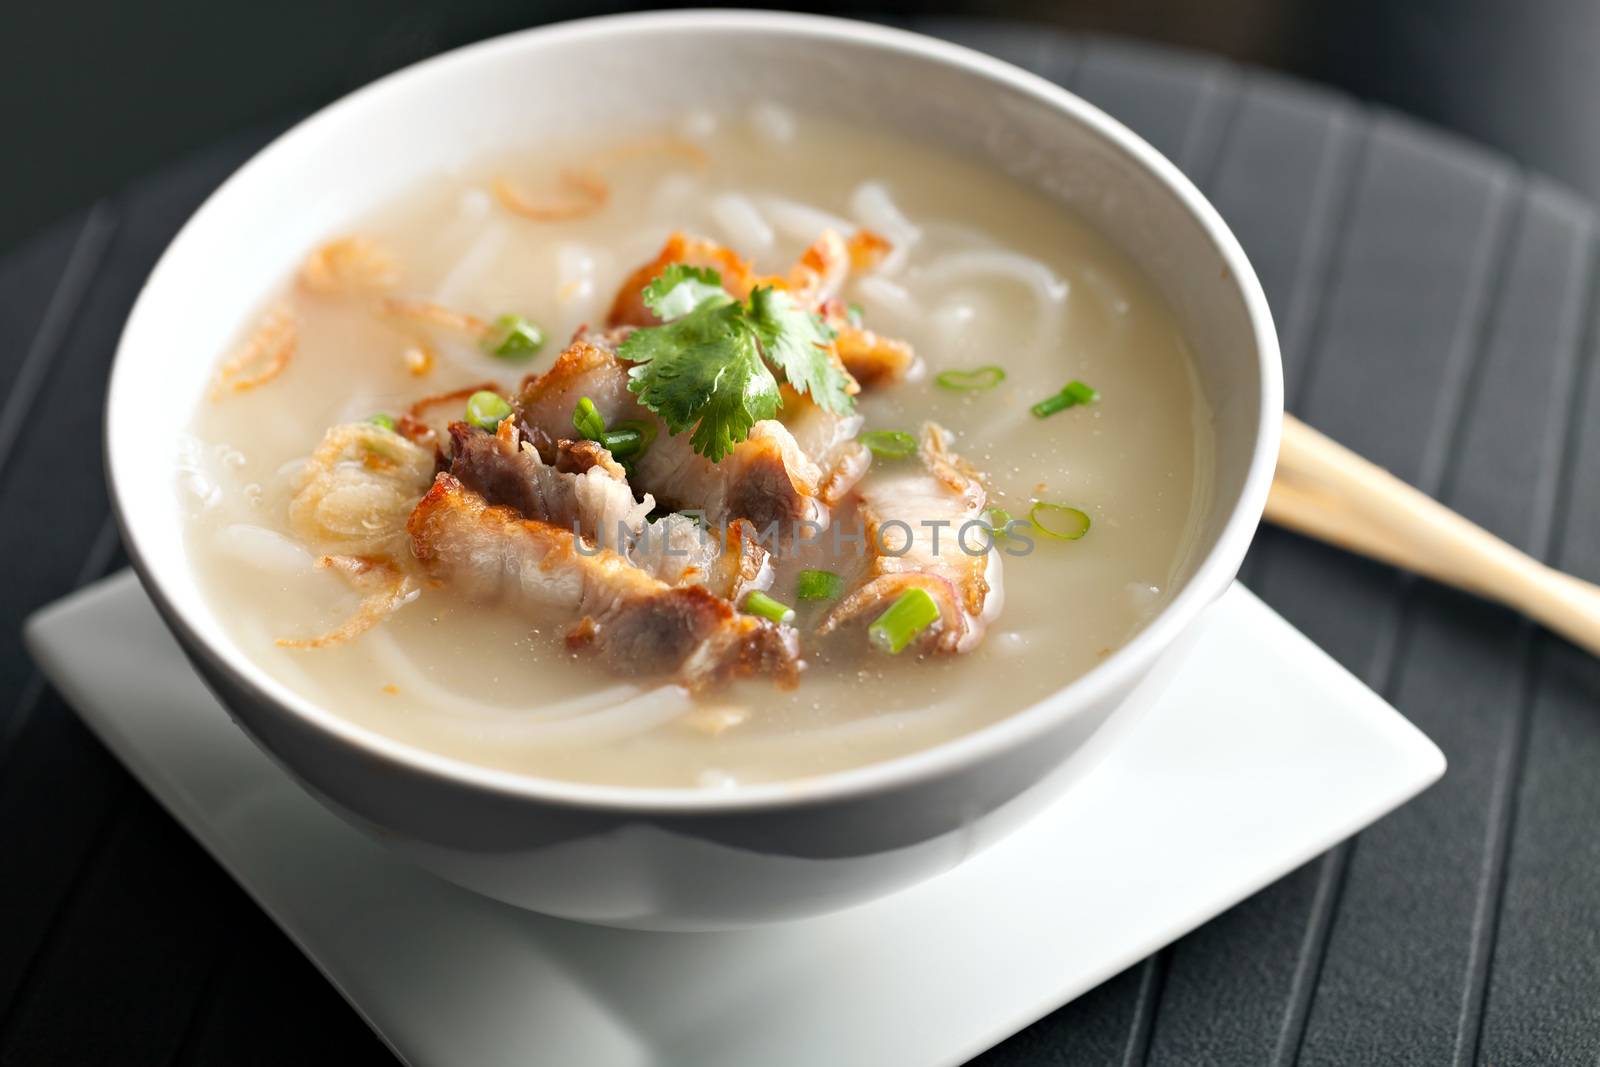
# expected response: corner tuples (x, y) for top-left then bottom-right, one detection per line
(214, 523), (315, 576)
(748, 101), (797, 144)
(680, 109), (718, 141)
(755, 195), (854, 245)
(929, 296), (979, 339)
(510, 685), (693, 745)
(458, 187), (492, 220)
(276, 555), (419, 650)
(555, 242), (601, 306)
(1076, 265), (1133, 323)
(915, 220), (994, 249)
(911, 249), (1068, 343)
(708, 192), (774, 254)
(853, 275), (923, 323)
(365, 627), (642, 729)
(435, 225), (509, 306)
(176, 434), (223, 512)
(849, 182), (921, 274)
(649, 173), (699, 217)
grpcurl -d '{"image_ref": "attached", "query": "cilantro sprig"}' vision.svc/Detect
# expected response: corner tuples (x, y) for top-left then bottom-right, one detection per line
(619, 265), (854, 460)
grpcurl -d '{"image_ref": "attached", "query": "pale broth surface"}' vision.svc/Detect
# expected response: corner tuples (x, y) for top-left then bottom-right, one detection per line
(182, 109), (1213, 788)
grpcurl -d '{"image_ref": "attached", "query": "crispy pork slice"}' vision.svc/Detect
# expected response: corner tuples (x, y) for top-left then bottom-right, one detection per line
(448, 419), (648, 542)
(514, 338), (833, 535)
(777, 386), (870, 507)
(833, 322), (916, 387)
(448, 419), (771, 600)
(408, 475), (798, 690)
(819, 423), (1002, 653)
(624, 514), (774, 601)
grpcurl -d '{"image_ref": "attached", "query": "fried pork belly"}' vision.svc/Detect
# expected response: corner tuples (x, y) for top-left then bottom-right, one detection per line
(820, 423), (1002, 654)
(777, 386), (870, 507)
(514, 339), (836, 535)
(832, 321), (916, 388)
(408, 475), (798, 689)
(448, 419), (649, 542)
(448, 419), (770, 600)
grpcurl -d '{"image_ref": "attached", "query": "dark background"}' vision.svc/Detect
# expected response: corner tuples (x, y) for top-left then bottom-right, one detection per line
(5, 2), (1600, 1065)
(4, 0), (1600, 256)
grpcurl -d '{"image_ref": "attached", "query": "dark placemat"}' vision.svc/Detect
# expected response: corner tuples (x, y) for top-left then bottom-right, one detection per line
(2, 18), (1597, 1066)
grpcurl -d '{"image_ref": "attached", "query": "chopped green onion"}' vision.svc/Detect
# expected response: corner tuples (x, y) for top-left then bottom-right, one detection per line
(367, 413), (397, 432)
(573, 401), (655, 461)
(742, 590), (795, 625)
(1031, 379), (1099, 418)
(483, 314), (546, 360)
(1030, 392), (1073, 418)
(465, 390), (513, 431)
(572, 396), (606, 441)
(1063, 379), (1099, 405)
(600, 426), (645, 458)
(868, 587), (941, 654)
(846, 302), (864, 328)
(1030, 501), (1091, 541)
(860, 429), (917, 459)
(610, 418), (658, 449)
(982, 506), (1013, 531)
(796, 569), (845, 601)
(935, 365), (1007, 392)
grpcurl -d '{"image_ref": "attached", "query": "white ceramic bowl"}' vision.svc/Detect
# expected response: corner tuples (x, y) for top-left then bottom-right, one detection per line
(106, 11), (1281, 930)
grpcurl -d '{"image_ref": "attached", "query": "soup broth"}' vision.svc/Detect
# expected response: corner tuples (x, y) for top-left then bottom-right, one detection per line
(182, 107), (1213, 788)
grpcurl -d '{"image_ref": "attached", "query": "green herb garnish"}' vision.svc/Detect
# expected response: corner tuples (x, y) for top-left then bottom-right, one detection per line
(599, 426), (645, 458)
(1031, 379), (1099, 418)
(982, 506), (1013, 532)
(367, 413), (397, 432)
(936, 365), (1007, 392)
(572, 399), (654, 461)
(859, 429), (917, 459)
(465, 390), (513, 431)
(796, 569), (845, 601)
(868, 587), (941, 654)
(742, 590), (796, 625)
(1030, 501), (1091, 540)
(846, 302), (864, 328)
(619, 265), (853, 460)
(572, 397), (606, 441)
(484, 314), (545, 360)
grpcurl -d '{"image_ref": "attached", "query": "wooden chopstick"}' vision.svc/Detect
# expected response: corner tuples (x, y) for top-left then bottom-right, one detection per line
(1265, 414), (1600, 657)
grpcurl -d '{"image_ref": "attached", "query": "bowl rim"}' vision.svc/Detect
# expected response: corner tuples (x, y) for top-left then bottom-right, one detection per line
(106, 8), (1283, 813)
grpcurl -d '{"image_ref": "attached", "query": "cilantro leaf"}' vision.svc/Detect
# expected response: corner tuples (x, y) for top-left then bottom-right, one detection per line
(642, 264), (732, 321)
(745, 286), (852, 415)
(621, 301), (781, 461)
(620, 265), (856, 460)
(571, 396), (606, 441)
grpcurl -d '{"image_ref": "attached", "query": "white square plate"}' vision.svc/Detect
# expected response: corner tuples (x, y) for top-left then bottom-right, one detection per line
(26, 571), (1443, 1066)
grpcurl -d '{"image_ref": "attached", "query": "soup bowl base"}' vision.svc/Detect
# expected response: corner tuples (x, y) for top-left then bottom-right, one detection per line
(25, 572), (1443, 1057)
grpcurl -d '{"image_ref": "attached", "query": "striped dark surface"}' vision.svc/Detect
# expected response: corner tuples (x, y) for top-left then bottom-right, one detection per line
(2, 19), (1597, 1065)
